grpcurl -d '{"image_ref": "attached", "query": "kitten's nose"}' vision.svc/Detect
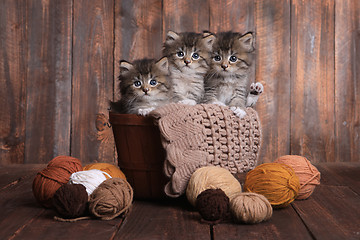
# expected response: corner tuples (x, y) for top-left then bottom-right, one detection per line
(143, 88), (149, 94)
(184, 59), (191, 65)
(221, 64), (228, 70)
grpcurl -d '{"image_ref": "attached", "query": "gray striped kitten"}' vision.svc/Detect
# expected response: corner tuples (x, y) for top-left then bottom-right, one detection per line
(163, 31), (215, 105)
(202, 31), (257, 118)
(110, 57), (175, 116)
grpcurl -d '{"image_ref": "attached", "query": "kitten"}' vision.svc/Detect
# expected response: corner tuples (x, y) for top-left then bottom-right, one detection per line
(163, 31), (215, 105)
(110, 57), (174, 116)
(202, 31), (256, 118)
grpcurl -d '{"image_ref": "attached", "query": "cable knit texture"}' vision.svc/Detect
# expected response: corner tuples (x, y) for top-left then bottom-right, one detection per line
(150, 103), (261, 197)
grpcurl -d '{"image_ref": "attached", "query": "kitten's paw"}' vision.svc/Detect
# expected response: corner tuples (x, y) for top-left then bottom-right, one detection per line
(178, 99), (197, 105)
(211, 101), (226, 106)
(230, 106), (247, 119)
(250, 82), (264, 95)
(138, 107), (155, 116)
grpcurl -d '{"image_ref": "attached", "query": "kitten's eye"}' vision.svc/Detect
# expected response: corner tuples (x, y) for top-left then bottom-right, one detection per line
(176, 51), (184, 58)
(229, 55), (238, 62)
(133, 81), (142, 88)
(214, 55), (221, 61)
(192, 53), (199, 60)
(149, 79), (157, 86)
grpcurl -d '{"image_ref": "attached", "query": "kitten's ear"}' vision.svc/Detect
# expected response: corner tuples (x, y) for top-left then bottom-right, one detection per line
(155, 57), (169, 74)
(119, 60), (134, 73)
(238, 33), (254, 52)
(202, 32), (216, 51)
(165, 31), (180, 44)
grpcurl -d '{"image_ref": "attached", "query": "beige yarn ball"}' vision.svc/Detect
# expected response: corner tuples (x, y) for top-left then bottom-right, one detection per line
(186, 166), (242, 207)
(230, 192), (273, 224)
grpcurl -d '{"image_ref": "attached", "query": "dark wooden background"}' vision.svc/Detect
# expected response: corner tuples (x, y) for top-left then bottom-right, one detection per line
(1, 0), (359, 165)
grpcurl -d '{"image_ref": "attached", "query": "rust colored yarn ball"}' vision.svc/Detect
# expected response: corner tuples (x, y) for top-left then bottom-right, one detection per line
(89, 178), (133, 220)
(52, 184), (88, 219)
(196, 188), (230, 224)
(83, 163), (126, 180)
(274, 155), (321, 200)
(32, 156), (82, 208)
(244, 163), (300, 208)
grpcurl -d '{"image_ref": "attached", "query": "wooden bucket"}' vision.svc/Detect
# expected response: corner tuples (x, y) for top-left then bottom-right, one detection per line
(109, 112), (168, 199)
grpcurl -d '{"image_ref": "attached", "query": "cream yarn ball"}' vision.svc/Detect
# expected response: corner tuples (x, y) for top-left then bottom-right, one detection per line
(186, 166), (242, 207)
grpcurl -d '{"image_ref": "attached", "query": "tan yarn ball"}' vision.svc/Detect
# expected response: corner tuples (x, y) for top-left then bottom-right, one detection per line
(89, 178), (133, 220)
(186, 166), (242, 207)
(230, 192), (273, 224)
(274, 155), (320, 200)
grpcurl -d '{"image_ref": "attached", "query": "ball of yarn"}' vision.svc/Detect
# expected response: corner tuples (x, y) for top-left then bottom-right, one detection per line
(244, 163), (300, 208)
(69, 169), (111, 195)
(274, 155), (321, 200)
(196, 188), (230, 223)
(89, 178), (133, 220)
(83, 163), (126, 180)
(32, 156), (82, 208)
(52, 184), (88, 219)
(230, 192), (272, 224)
(186, 166), (242, 207)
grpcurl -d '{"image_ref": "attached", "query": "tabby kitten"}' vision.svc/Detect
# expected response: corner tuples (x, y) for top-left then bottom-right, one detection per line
(202, 31), (255, 118)
(163, 31), (215, 105)
(110, 57), (174, 116)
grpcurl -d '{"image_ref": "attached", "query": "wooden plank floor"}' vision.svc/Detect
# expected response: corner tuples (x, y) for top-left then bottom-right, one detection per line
(0, 163), (359, 240)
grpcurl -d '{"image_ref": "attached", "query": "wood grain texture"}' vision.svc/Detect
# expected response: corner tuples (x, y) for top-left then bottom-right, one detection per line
(116, 200), (210, 240)
(334, 0), (360, 163)
(72, 0), (115, 163)
(292, 185), (360, 240)
(316, 162), (360, 195)
(290, 0), (335, 163)
(162, 0), (210, 34)
(254, 0), (291, 163)
(209, 0), (254, 33)
(0, 0), (27, 165)
(24, 0), (72, 163)
(0, 165), (44, 239)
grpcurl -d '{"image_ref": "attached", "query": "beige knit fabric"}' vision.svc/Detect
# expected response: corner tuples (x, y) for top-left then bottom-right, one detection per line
(150, 103), (261, 197)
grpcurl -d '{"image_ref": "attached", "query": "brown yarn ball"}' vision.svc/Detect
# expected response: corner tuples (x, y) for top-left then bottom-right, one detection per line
(230, 192), (272, 224)
(89, 178), (133, 220)
(52, 184), (88, 219)
(196, 188), (230, 224)
(32, 156), (82, 208)
(274, 155), (321, 200)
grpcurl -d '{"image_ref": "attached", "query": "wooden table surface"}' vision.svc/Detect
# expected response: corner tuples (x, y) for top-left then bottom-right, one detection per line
(0, 162), (359, 240)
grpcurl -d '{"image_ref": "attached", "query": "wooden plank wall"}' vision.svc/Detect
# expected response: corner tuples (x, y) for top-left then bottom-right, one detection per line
(0, 0), (359, 165)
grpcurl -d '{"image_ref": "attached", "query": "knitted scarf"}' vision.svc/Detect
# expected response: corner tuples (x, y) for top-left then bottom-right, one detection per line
(150, 103), (261, 197)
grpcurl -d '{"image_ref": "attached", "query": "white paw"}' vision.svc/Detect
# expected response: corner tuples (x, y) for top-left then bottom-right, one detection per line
(138, 107), (155, 116)
(250, 82), (264, 95)
(178, 99), (197, 105)
(211, 101), (226, 106)
(230, 107), (247, 119)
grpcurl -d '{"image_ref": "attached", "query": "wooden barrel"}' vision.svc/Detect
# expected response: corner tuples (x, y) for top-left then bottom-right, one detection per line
(109, 112), (168, 199)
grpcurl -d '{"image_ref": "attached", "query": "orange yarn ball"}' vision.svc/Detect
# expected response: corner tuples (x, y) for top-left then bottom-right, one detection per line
(244, 163), (300, 208)
(83, 163), (126, 180)
(274, 155), (320, 200)
(32, 156), (82, 208)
